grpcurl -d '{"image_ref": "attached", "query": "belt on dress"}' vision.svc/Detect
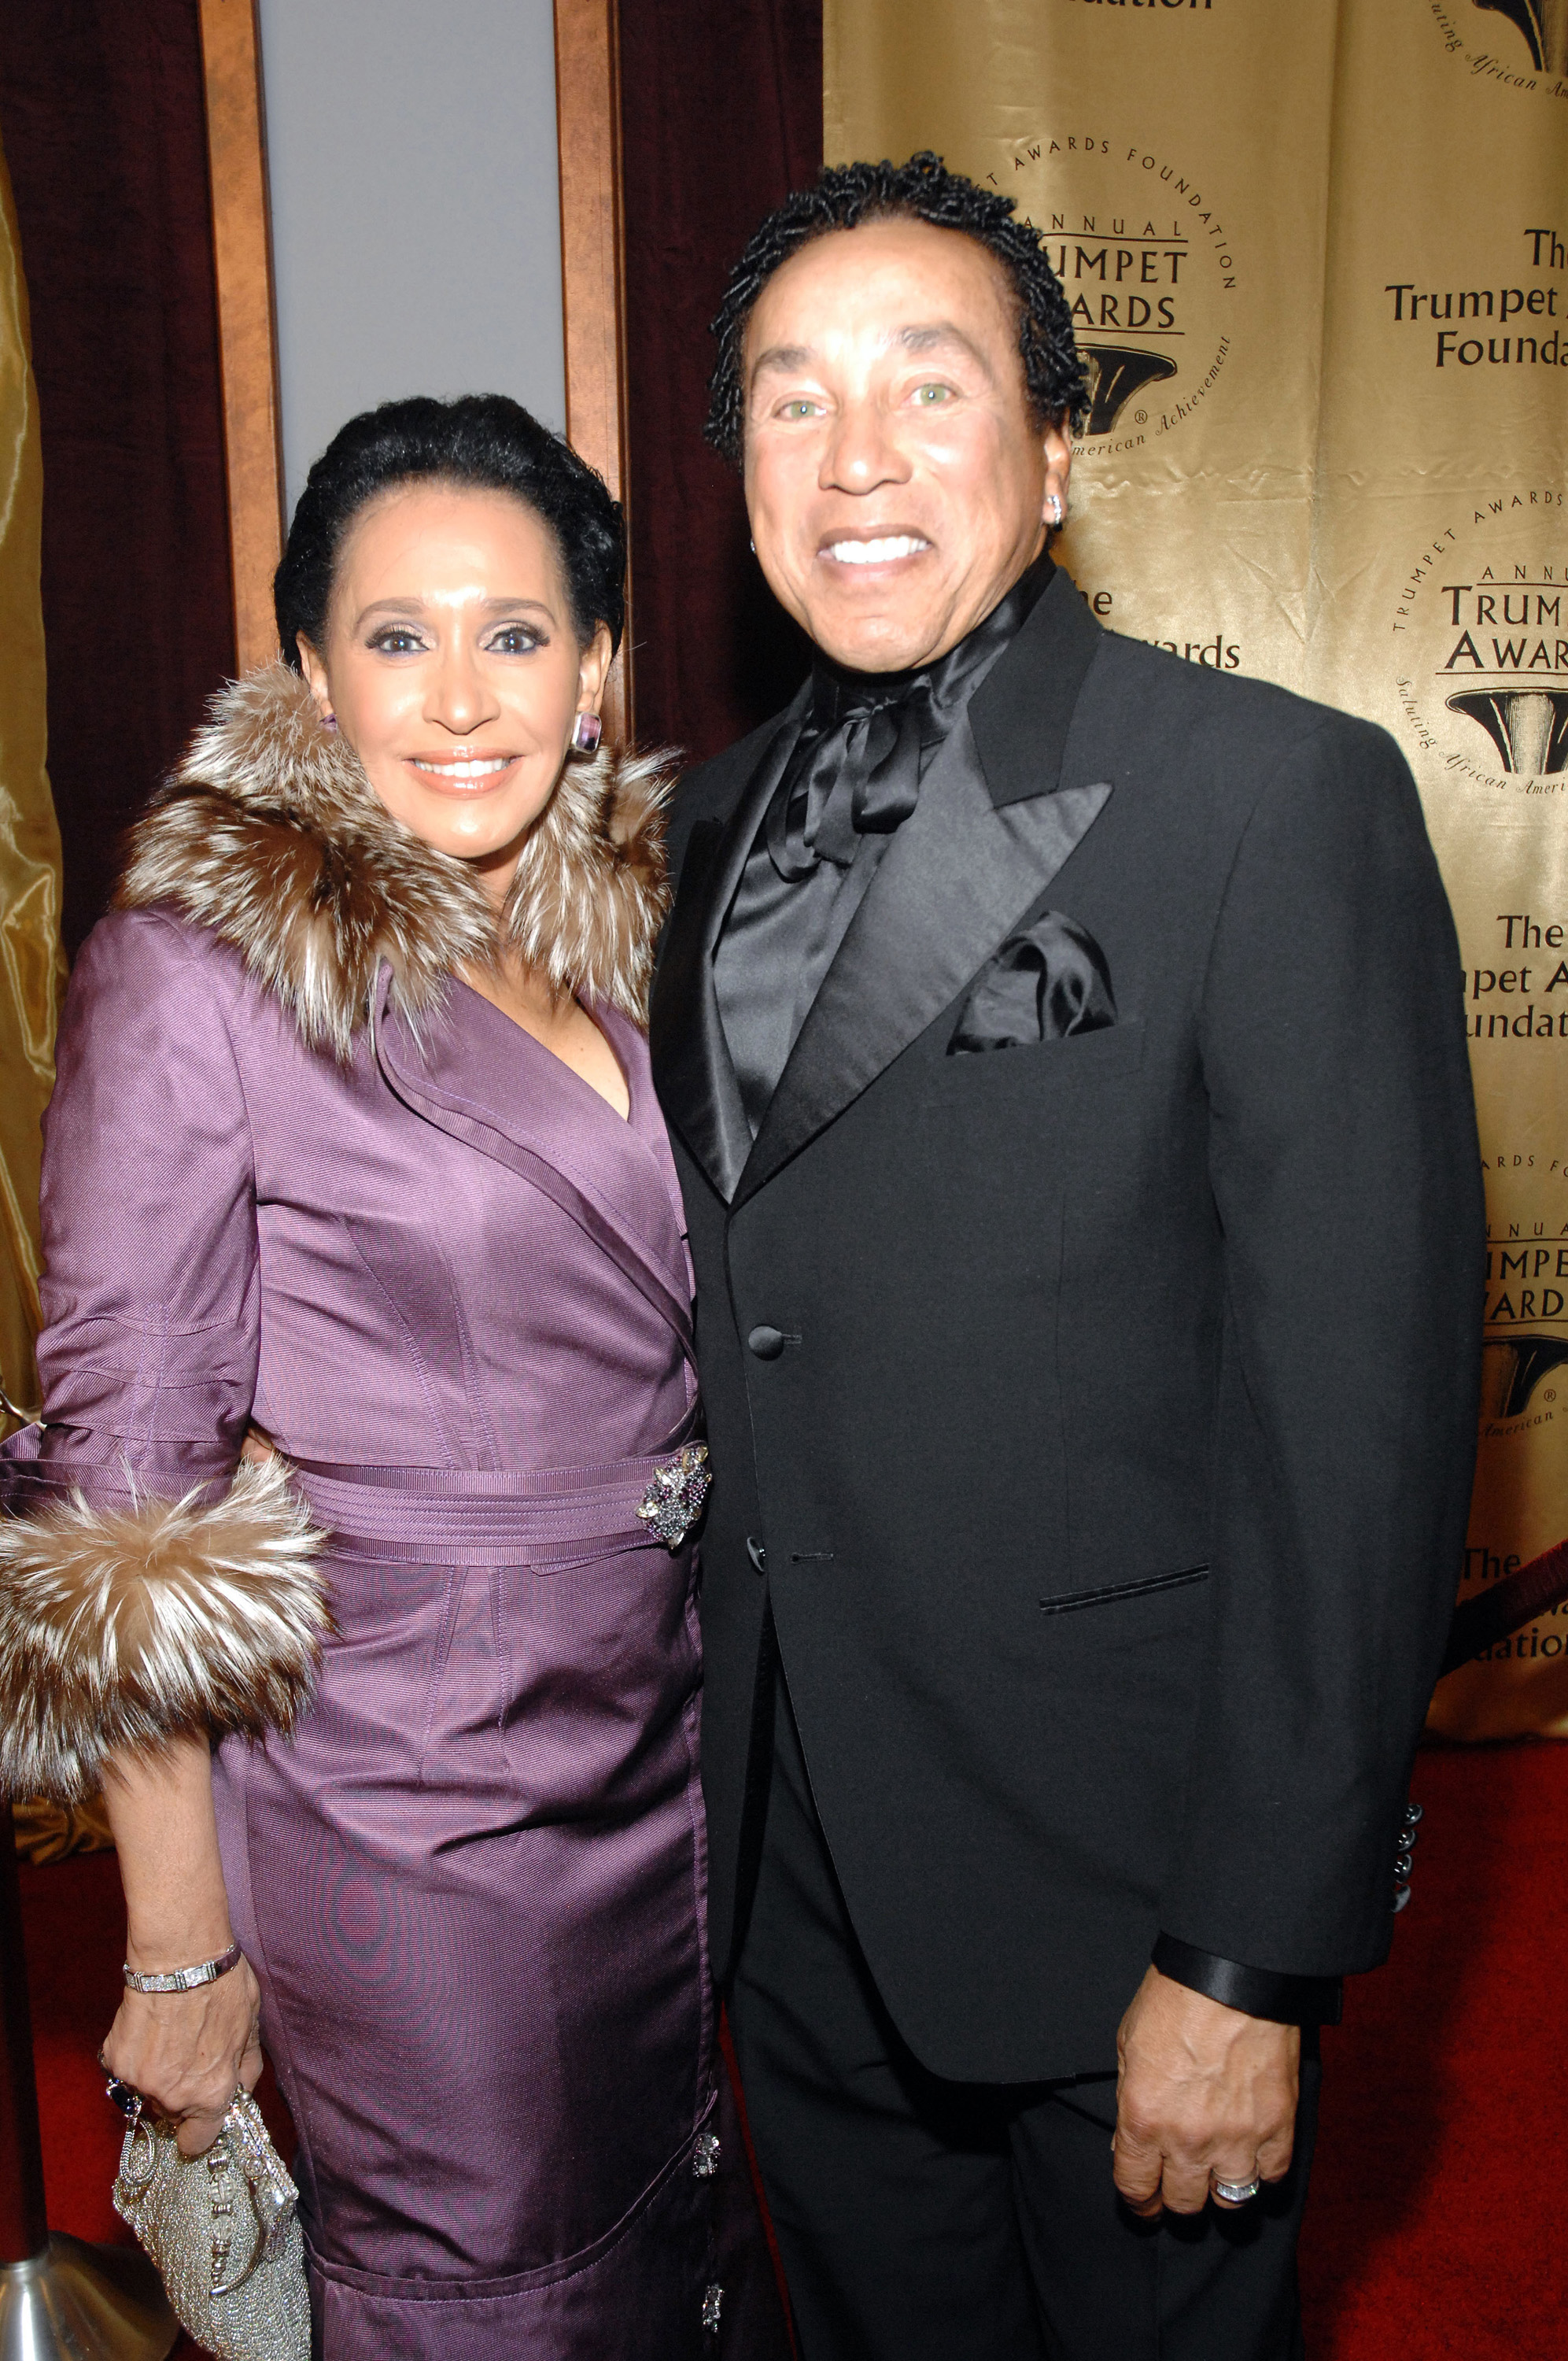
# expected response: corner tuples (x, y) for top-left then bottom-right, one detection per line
(285, 1423), (710, 1565)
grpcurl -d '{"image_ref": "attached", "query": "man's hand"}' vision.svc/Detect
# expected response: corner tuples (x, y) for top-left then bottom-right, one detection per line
(1112, 1964), (1300, 2218)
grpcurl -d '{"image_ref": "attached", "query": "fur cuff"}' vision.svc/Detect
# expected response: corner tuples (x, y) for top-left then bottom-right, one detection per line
(0, 1457), (329, 1804)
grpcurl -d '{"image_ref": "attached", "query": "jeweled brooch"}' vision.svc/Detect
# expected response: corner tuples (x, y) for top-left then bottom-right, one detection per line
(636, 1443), (711, 1549)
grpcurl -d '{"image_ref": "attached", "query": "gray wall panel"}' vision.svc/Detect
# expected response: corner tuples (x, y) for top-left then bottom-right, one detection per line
(258, 0), (565, 520)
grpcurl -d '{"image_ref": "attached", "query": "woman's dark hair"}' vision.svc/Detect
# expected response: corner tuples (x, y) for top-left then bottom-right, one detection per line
(274, 393), (625, 664)
(705, 152), (1087, 464)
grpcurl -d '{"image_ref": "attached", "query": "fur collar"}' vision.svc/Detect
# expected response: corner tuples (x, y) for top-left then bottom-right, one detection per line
(118, 663), (674, 1059)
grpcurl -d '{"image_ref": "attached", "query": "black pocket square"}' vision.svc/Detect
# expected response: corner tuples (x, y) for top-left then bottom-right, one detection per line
(948, 911), (1116, 1054)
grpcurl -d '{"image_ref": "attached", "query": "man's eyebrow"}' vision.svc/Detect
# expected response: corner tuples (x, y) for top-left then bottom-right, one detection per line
(750, 342), (816, 379)
(897, 321), (991, 370)
(750, 323), (992, 381)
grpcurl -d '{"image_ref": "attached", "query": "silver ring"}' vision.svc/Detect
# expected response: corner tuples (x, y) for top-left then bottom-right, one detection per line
(1213, 2175), (1262, 2204)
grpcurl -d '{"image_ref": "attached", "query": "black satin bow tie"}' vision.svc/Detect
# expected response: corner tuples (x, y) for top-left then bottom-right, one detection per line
(763, 552), (1056, 885)
(765, 686), (928, 881)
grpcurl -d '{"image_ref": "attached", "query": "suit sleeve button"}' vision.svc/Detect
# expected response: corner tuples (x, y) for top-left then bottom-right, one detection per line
(747, 1325), (785, 1360)
(746, 1536), (768, 1573)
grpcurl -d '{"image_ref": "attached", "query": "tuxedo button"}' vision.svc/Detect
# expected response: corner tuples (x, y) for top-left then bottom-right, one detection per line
(747, 1325), (785, 1361)
(746, 1536), (768, 1573)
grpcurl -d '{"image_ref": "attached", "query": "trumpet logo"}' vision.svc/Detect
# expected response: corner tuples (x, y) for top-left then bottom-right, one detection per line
(1425, 570), (1568, 785)
(1481, 1335), (1568, 1421)
(1079, 345), (1179, 438)
(1026, 166), (1234, 452)
(1473, 0), (1568, 72)
(1445, 688), (1568, 776)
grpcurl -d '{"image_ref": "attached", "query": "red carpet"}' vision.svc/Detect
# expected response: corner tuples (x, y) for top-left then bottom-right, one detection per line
(1299, 1740), (1568, 2358)
(16, 1740), (1567, 2357)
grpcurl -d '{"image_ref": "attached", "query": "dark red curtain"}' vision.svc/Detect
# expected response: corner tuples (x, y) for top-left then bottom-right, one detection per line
(0, 0), (816, 940)
(0, 2), (233, 955)
(619, 0), (822, 763)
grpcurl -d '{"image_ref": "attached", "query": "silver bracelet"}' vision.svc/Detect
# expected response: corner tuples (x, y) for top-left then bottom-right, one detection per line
(123, 1939), (244, 1994)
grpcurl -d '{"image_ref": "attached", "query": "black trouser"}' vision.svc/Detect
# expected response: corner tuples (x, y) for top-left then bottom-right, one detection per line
(726, 1670), (1317, 2361)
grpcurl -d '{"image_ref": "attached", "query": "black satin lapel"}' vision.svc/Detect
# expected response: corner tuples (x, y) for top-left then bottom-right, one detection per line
(738, 713), (1112, 1202)
(649, 708), (805, 1203)
(647, 818), (750, 1199)
(970, 567), (1105, 809)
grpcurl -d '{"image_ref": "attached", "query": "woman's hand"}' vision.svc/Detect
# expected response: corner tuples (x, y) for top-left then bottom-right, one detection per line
(98, 1733), (262, 2156)
(102, 1957), (264, 2156)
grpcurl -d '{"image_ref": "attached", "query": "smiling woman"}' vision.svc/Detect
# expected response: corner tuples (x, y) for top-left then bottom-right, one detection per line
(0, 394), (724, 2355)
(284, 449), (628, 1110)
(297, 487), (610, 874)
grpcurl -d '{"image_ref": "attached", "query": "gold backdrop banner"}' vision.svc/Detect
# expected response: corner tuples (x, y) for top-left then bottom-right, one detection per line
(826, 0), (1568, 1737)
(0, 135), (62, 1425)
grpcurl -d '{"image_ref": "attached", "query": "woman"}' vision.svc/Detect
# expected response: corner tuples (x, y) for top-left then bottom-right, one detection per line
(0, 395), (718, 2355)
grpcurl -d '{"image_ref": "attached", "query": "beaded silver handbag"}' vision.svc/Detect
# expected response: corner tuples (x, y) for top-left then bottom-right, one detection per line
(112, 2088), (311, 2359)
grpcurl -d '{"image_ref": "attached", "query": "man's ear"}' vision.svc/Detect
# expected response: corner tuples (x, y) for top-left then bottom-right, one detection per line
(1042, 420), (1073, 531)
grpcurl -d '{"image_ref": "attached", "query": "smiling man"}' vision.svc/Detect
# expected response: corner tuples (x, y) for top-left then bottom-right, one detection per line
(649, 154), (1482, 2360)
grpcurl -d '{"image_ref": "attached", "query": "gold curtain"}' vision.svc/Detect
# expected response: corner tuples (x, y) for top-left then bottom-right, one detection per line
(826, 0), (1568, 1736)
(0, 141), (94, 1863)
(0, 132), (63, 1426)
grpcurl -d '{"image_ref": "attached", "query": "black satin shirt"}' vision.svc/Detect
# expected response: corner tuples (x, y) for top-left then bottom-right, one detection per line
(713, 554), (1055, 1135)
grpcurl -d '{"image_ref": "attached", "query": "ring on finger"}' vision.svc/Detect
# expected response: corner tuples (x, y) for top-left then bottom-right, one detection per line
(1212, 2175), (1263, 2204)
(97, 2049), (145, 2120)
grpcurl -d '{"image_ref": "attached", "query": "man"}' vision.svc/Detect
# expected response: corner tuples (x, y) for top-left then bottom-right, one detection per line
(649, 153), (1481, 2359)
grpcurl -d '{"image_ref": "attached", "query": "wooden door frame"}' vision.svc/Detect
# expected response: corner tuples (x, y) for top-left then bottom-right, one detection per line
(198, 0), (284, 674)
(554, 0), (634, 743)
(198, 0), (633, 737)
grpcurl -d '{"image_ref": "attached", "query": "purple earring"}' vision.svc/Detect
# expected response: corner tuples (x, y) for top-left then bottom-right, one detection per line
(321, 711), (338, 733)
(572, 711), (603, 754)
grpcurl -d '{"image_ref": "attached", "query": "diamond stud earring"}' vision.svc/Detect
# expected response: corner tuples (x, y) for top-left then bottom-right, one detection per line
(572, 711), (603, 754)
(1047, 495), (1063, 527)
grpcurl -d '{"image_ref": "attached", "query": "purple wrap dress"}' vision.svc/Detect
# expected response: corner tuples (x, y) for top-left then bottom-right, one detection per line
(28, 902), (717, 2356)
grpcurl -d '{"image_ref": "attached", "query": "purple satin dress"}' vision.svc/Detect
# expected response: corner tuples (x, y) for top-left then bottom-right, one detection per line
(31, 909), (715, 2356)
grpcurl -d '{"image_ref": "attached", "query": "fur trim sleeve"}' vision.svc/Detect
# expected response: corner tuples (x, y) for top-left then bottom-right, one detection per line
(0, 1457), (330, 1804)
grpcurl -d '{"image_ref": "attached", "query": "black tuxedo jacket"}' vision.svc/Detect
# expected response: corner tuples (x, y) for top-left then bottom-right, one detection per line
(649, 571), (1482, 2082)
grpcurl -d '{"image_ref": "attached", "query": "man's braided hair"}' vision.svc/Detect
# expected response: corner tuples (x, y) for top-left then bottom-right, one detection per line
(705, 152), (1088, 464)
